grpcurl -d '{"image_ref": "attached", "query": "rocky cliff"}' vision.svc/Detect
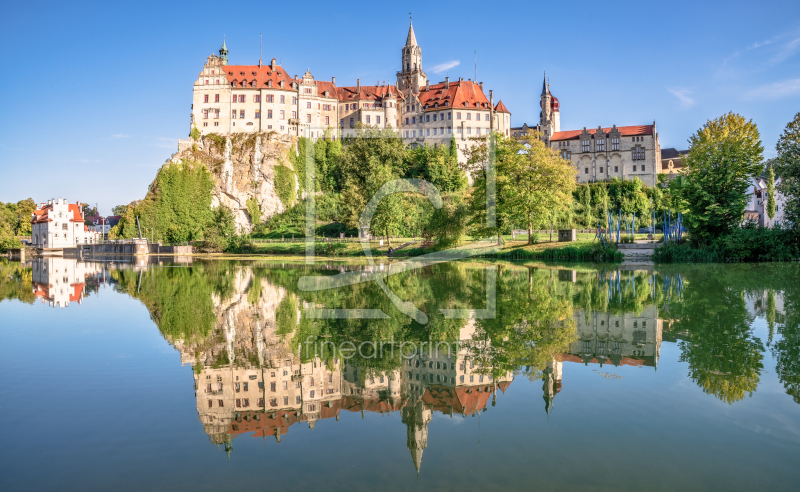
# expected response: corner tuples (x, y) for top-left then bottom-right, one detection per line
(171, 132), (298, 233)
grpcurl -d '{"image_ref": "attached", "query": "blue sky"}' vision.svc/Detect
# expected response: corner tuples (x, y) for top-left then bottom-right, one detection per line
(1, 0), (799, 213)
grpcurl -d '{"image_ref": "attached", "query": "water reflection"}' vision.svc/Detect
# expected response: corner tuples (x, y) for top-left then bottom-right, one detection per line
(3, 257), (799, 475)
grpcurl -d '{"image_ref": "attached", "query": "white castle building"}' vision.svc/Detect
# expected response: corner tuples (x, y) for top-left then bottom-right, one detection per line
(189, 21), (512, 164)
(30, 199), (100, 249)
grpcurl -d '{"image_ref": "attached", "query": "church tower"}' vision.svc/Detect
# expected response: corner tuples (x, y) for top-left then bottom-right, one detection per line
(538, 72), (560, 143)
(402, 400), (432, 475)
(397, 20), (427, 94)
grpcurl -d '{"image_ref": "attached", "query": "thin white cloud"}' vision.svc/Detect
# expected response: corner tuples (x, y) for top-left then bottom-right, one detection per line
(111, 133), (130, 138)
(770, 36), (800, 64)
(666, 87), (695, 108)
(745, 78), (800, 100)
(430, 60), (460, 74)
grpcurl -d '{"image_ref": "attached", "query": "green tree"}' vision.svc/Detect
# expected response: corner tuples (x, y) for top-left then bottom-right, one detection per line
(766, 162), (776, 221)
(682, 112), (764, 245)
(497, 134), (577, 244)
(111, 204), (128, 216)
(775, 113), (800, 235)
(245, 196), (261, 225)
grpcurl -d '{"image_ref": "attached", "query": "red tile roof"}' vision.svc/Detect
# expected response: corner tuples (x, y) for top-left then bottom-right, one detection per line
(558, 353), (655, 367)
(31, 203), (84, 224)
(336, 85), (402, 102)
(417, 81), (490, 110)
(494, 100), (510, 113)
(223, 64), (296, 91)
(551, 124), (654, 141)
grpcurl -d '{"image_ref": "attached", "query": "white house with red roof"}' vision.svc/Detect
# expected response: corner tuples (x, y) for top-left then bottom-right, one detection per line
(188, 20), (511, 167)
(30, 199), (100, 249)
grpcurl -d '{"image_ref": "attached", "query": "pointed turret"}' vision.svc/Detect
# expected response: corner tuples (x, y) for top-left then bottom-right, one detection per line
(219, 36), (228, 65)
(542, 71), (549, 95)
(406, 20), (418, 47)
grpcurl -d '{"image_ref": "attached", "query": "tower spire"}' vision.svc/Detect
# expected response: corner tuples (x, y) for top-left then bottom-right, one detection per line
(219, 36), (228, 65)
(541, 70), (549, 96)
(406, 16), (418, 47)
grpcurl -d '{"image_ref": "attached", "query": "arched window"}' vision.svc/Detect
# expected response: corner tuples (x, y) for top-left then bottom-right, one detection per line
(406, 63), (410, 71)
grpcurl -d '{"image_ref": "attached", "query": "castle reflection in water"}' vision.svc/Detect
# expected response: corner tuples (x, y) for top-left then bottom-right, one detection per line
(168, 267), (663, 473)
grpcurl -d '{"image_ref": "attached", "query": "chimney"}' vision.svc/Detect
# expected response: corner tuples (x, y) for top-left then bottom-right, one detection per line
(332, 76), (335, 84)
(445, 77), (450, 88)
(426, 80), (430, 90)
(357, 78), (360, 94)
(489, 89), (493, 106)
(458, 78), (462, 87)
(479, 82), (483, 91)
(271, 58), (276, 69)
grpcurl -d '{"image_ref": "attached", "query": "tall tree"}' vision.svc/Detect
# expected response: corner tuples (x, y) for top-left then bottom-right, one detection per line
(766, 162), (776, 221)
(775, 113), (800, 234)
(682, 112), (764, 245)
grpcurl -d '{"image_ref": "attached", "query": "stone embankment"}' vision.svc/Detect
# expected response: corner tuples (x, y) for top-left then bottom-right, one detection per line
(617, 241), (657, 262)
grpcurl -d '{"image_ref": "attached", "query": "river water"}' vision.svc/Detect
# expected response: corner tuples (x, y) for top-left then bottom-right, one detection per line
(1, 257), (798, 491)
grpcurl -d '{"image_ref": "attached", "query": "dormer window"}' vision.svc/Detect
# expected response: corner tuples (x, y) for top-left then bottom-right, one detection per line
(239, 71), (245, 76)
(267, 80), (272, 87)
(231, 80), (238, 87)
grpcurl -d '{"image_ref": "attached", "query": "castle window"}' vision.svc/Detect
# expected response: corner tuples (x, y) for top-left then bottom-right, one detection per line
(254, 95), (260, 103)
(597, 139), (605, 151)
(457, 112), (461, 120)
(202, 109), (208, 119)
(585, 168), (589, 174)
(267, 95), (274, 103)
(280, 95), (285, 103)
(376, 116), (380, 125)
(633, 165), (637, 171)
(433, 114), (437, 122)
(292, 97), (297, 104)
(306, 102), (311, 109)
(632, 147), (645, 160)
(614, 166), (618, 172)
(366, 115), (371, 124)
(600, 167), (604, 173)
(232, 94), (237, 103)
(267, 80), (272, 87)
(340, 119), (344, 127)
(240, 110), (245, 119)
(203, 94), (209, 103)
(426, 115), (430, 122)
(582, 140), (590, 152)
(350, 118), (354, 127)
(251, 80), (256, 87)
(279, 110), (285, 119)
(255, 110), (261, 119)
(231, 110), (237, 119)
(231, 81), (238, 87)
(611, 137), (619, 151)
(412, 116), (416, 123)
(467, 113), (472, 120)
(642, 165), (645, 171)
(239, 95), (245, 103)
(291, 111), (296, 119)
(325, 116), (330, 125)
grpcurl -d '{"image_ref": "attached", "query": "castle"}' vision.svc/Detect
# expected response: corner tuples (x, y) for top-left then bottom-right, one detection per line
(190, 21), (512, 164)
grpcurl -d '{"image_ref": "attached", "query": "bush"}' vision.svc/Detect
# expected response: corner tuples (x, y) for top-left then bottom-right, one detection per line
(654, 223), (799, 262)
(0, 236), (22, 253)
